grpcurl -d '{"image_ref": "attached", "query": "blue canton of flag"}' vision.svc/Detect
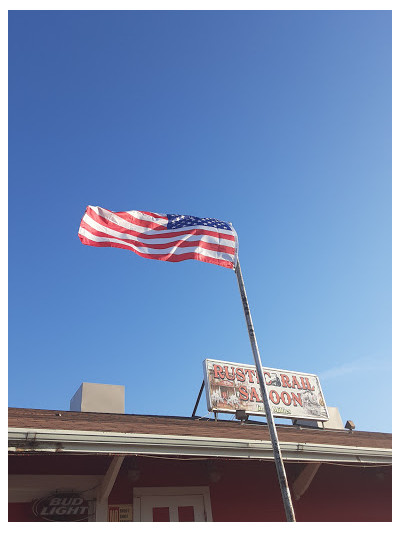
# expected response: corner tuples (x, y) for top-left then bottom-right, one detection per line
(167, 214), (232, 231)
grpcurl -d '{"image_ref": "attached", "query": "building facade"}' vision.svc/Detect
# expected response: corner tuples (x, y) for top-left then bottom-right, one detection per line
(8, 407), (392, 522)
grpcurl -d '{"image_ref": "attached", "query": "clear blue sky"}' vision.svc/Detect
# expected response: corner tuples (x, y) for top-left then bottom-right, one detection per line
(8, 10), (392, 432)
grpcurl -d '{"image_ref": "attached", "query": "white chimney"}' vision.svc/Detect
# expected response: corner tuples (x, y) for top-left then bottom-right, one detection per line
(293, 406), (345, 430)
(70, 382), (125, 414)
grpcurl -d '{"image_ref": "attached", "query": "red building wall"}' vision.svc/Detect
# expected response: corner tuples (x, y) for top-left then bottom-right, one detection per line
(9, 454), (392, 522)
(293, 462), (391, 522)
(110, 455), (391, 522)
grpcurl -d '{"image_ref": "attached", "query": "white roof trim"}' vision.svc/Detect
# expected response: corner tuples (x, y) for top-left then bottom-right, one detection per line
(8, 427), (391, 464)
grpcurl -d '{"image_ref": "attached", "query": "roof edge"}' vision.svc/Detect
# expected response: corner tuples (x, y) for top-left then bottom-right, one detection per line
(8, 427), (392, 465)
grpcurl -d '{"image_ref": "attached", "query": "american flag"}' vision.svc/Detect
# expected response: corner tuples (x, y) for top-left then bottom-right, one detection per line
(78, 206), (238, 269)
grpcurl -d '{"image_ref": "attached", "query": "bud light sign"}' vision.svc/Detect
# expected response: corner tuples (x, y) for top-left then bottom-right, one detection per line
(32, 492), (89, 521)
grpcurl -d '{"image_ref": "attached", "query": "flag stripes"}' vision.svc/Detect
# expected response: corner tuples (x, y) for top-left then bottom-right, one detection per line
(78, 206), (238, 269)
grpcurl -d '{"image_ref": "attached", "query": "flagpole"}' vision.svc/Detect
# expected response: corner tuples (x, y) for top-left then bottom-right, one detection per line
(234, 258), (296, 522)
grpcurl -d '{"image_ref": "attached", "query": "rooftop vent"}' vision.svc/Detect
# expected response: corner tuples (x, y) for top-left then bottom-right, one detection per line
(70, 382), (125, 414)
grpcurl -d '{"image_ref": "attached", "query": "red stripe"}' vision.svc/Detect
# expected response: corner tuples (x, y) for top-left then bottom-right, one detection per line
(79, 234), (234, 269)
(140, 210), (168, 220)
(87, 207), (165, 237)
(86, 206), (236, 242)
(114, 210), (167, 230)
(80, 220), (236, 254)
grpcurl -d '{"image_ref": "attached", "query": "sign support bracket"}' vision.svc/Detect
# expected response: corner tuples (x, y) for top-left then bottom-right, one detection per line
(191, 380), (205, 418)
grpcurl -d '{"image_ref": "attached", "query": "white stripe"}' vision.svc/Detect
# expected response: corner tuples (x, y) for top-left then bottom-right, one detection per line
(93, 207), (168, 234)
(79, 227), (235, 262)
(83, 213), (236, 250)
(123, 209), (168, 225)
(91, 206), (236, 239)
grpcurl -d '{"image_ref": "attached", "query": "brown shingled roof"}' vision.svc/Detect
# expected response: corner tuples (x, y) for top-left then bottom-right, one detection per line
(8, 408), (391, 450)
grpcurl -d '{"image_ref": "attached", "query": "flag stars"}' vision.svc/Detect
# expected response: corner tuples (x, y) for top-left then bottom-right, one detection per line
(167, 214), (231, 231)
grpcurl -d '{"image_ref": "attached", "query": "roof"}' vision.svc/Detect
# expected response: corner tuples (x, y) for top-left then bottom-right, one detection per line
(8, 407), (392, 448)
(9, 408), (392, 464)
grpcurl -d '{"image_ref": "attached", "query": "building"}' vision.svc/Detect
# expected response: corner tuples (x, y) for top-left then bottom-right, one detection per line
(8, 384), (392, 522)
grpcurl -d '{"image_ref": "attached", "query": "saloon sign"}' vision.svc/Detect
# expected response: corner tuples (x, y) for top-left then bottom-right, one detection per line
(203, 358), (329, 421)
(32, 492), (89, 521)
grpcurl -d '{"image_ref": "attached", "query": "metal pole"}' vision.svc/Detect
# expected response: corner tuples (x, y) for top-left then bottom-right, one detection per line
(234, 258), (296, 522)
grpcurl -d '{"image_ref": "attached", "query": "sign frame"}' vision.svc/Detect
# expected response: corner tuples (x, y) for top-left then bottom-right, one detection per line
(203, 358), (329, 421)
